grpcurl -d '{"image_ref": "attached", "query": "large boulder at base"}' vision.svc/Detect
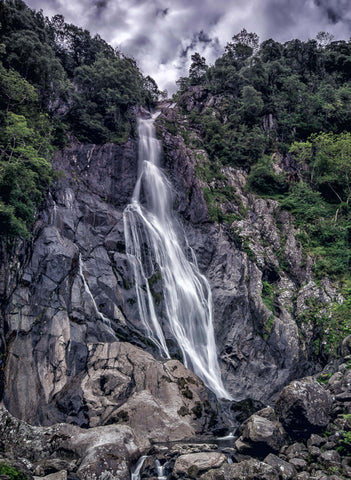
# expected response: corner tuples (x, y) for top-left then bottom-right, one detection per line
(5, 340), (213, 442)
(235, 407), (286, 456)
(275, 377), (332, 438)
(200, 459), (279, 480)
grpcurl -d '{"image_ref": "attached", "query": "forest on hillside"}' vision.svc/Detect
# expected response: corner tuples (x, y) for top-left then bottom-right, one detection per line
(174, 28), (351, 284)
(0, 0), (160, 237)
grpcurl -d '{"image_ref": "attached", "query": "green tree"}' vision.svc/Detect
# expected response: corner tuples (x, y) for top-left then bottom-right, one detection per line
(225, 29), (259, 62)
(189, 52), (208, 85)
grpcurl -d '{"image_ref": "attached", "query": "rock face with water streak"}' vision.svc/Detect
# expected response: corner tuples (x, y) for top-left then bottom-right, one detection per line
(0, 103), (346, 478)
(1, 139), (215, 437)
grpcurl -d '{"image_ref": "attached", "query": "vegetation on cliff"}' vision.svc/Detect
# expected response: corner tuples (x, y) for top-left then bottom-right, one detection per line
(173, 29), (351, 359)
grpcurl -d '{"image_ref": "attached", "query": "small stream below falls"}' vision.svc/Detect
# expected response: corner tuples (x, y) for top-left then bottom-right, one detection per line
(129, 438), (237, 480)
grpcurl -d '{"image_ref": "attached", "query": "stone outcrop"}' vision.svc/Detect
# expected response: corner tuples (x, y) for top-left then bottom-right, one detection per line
(275, 377), (333, 438)
(0, 404), (148, 480)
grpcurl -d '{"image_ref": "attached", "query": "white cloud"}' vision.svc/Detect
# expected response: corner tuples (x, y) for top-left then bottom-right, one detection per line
(26, 0), (351, 93)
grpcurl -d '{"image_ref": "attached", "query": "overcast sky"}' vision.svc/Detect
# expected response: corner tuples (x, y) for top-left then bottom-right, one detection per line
(26, 0), (351, 94)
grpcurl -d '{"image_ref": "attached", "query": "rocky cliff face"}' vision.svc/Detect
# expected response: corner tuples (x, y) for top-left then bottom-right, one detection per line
(157, 102), (340, 403)
(0, 102), (346, 479)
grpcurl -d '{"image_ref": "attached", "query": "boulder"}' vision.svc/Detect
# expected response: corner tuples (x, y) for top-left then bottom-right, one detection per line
(0, 405), (148, 480)
(235, 407), (286, 456)
(319, 450), (341, 468)
(275, 378), (332, 438)
(201, 459), (279, 480)
(264, 453), (296, 480)
(173, 452), (226, 478)
(34, 472), (67, 480)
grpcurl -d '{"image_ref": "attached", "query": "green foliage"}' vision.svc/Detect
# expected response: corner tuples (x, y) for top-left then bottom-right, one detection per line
(178, 30), (351, 169)
(247, 157), (288, 196)
(317, 372), (332, 384)
(297, 292), (351, 358)
(189, 52), (208, 85)
(0, 462), (28, 480)
(0, 0), (158, 239)
(261, 281), (275, 311)
(0, 63), (55, 237)
(263, 313), (275, 340)
(0, 0), (158, 145)
(280, 180), (351, 279)
(69, 54), (146, 143)
(338, 430), (351, 455)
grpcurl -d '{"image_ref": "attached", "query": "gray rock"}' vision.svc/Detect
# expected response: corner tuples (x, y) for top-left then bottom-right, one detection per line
(0, 405), (149, 480)
(289, 458), (307, 470)
(286, 442), (308, 460)
(235, 408), (286, 455)
(34, 472), (67, 480)
(309, 446), (322, 457)
(201, 459), (279, 480)
(319, 450), (341, 467)
(275, 378), (332, 438)
(307, 434), (325, 447)
(173, 452), (226, 478)
(264, 453), (296, 479)
(296, 473), (310, 480)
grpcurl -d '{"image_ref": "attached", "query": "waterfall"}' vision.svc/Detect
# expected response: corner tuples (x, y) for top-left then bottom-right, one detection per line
(78, 253), (111, 326)
(123, 112), (230, 400)
(130, 455), (148, 480)
(155, 459), (167, 480)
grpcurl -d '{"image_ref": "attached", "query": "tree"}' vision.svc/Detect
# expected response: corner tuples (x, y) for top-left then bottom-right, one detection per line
(189, 52), (208, 85)
(240, 85), (264, 124)
(225, 29), (259, 62)
(316, 31), (334, 48)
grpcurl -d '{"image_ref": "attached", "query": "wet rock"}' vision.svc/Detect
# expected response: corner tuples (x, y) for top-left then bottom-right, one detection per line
(173, 452), (226, 478)
(158, 109), (321, 404)
(275, 378), (332, 438)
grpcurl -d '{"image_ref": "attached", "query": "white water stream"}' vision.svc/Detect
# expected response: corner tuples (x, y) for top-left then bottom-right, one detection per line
(123, 112), (230, 400)
(130, 456), (148, 480)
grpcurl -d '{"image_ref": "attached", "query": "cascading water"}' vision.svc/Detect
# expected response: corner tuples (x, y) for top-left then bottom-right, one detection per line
(123, 111), (230, 400)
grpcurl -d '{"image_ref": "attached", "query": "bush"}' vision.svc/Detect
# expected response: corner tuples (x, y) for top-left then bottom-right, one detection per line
(0, 463), (28, 480)
(247, 158), (288, 195)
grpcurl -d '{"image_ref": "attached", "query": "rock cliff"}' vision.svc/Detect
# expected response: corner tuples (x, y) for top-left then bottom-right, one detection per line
(0, 103), (347, 478)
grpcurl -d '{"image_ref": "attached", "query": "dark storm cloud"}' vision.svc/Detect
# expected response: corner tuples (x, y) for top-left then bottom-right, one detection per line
(156, 7), (169, 17)
(180, 30), (218, 58)
(25, 0), (351, 93)
(314, 0), (351, 24)
(94, 0), (109, 16)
